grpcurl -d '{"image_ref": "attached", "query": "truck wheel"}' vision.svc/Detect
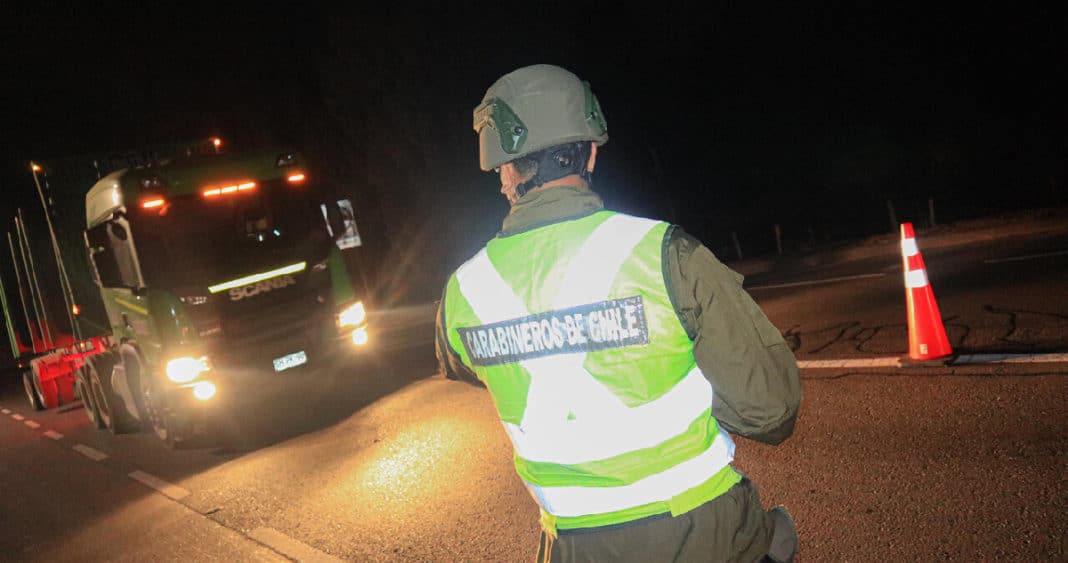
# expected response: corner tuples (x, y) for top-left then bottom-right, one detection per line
(139, 372), (189, 449)
(38, 376), (60, 410)
(77, 368), (105, 429)
(22, 371), (45, 411)
(88, 362), (137, 434)
(58, 376), (76, 405)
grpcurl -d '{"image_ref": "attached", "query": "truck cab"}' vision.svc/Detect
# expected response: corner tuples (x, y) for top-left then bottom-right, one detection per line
(80, 146), (368, 446)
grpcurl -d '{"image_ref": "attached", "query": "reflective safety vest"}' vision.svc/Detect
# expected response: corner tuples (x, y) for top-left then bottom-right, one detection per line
(443, 210), (740, 532)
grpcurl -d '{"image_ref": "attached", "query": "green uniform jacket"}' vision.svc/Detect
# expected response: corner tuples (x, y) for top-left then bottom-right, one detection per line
(436, 185), (801, 446)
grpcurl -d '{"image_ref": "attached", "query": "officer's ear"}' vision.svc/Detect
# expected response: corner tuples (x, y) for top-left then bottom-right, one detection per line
(587, 143), (598, 173)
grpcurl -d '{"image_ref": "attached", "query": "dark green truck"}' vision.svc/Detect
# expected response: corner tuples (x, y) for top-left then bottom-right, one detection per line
(5, 139), (370, 447)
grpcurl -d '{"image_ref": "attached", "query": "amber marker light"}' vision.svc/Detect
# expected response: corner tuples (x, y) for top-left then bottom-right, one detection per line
(31, 163), (42, 172)
(72, 304), (81, 315)
(287, 173), (306, 184)
(203, 180), (256, 198)
(142, 198), (166, 209)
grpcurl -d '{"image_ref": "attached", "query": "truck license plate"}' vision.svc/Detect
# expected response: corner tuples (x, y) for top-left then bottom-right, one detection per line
(273, 351), (307, 372)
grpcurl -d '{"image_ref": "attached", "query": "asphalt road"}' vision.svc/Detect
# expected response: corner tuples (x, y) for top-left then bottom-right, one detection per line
(1, 225), (1065, 561)
(748, 226), (1068, 358)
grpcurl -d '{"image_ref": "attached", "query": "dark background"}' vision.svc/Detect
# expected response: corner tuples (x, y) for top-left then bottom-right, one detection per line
(1, 3), (1064, 309)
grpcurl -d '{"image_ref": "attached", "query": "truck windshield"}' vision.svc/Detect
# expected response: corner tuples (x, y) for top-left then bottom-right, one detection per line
(130, 178), (331, 291)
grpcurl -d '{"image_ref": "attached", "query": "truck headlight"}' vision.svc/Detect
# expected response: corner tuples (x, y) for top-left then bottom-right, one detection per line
(351, 327), (368, 346)
(337, 301), (366, 328)
(166, 356), (210, 383)
(192, 381), (217, 400)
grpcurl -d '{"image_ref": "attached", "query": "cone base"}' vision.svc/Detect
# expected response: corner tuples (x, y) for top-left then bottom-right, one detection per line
(905, 288), (953, 362)
(900, 354), (956, 368)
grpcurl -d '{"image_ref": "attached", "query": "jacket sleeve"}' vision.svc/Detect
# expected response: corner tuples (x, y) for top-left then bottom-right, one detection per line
(435, 286), (484, 387)
(665, 227), (801, 445)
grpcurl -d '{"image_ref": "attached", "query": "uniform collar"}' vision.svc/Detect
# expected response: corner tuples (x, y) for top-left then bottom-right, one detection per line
(499, 185), (605, 237)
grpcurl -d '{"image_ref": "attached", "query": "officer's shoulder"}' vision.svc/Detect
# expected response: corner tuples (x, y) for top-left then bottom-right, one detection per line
(661, 225), (734, 268)
(608, 211), (678, 233)
(450, 245), (491, 279)
(604, 212), (698, 250)
(664, 224), (700, 246)
(659, 224), (703, 254)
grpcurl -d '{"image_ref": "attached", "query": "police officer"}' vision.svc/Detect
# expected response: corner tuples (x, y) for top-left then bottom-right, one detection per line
(435, 64), (801, 562)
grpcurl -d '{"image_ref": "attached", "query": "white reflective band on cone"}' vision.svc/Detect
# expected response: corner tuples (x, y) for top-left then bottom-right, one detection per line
(901, 238), (919, 257)
(905, 269), (928, 288)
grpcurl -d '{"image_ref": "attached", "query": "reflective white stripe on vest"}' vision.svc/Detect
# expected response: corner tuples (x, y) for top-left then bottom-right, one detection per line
(518, 215), (667, 449)
(554, 214), (657, 307)
(528, 427), (735, 517)
(456, 214), (720, 465)
(905, 269), (928, 288)
(503, 366), (716, 463)
(455, 248), (529, 321)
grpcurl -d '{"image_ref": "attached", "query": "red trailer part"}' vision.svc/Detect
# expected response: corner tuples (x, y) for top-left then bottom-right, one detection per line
(23, 336), (108, 410)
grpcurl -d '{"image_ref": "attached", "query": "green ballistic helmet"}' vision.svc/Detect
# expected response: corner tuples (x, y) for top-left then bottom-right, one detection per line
(473, 64), (609, 172)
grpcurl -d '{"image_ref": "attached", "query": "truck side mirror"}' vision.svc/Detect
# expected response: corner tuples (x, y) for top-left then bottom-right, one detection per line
(322, 201), (345, 241)
(330, 199), (361, 249)
(85, 227), (123, 288)
(108, 222), (129, 242)
(85, 217), (142, 290)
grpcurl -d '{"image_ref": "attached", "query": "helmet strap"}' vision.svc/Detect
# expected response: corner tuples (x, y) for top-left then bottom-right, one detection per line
(514, 142), (592, 198)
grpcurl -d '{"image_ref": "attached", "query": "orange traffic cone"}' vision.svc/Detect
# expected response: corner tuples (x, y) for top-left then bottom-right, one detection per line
(900, 223), (953, 362)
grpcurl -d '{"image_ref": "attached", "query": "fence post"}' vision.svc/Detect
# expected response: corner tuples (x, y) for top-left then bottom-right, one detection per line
(886, 200), (897, 232)
(928, 196), (937, 227)
(731, 231), (744, 260)
(774, 224), (783, 255)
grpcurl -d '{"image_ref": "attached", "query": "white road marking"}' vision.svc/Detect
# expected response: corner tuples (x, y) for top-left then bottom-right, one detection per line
(798, 353), (1068, 369)
(72, 444), (108, 461)
(12, 414), (25, 421)
(128, 470), (191, 501)
(798, 358), (902, 369)
(748, 272), (887, 291)
(249, 528), (343, 563)
(44, 430), (64, 440)
(24, 420), (41, 429)
(1, 408), (10, 414)
(953, 353), (1068, 365)
(983, 250), (1068, 264)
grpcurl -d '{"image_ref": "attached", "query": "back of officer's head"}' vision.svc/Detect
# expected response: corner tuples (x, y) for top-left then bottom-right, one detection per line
(473, 64), (609, 192)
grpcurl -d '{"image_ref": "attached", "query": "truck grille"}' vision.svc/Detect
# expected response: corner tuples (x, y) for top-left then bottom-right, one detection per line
(208, 278), (335, 372)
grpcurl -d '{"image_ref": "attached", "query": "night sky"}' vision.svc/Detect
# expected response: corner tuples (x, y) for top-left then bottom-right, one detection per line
(1, 3), (1064, 305)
